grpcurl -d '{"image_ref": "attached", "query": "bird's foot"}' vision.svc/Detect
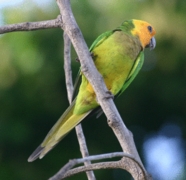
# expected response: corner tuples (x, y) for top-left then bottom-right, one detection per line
(90, 52), (95, 58)
(105, 91), (114, 100)
(75, 57), (80, 62)
(75, 52), (94, 63)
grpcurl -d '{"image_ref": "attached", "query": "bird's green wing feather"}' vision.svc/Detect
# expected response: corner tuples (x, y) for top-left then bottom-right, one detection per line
(72, 69), (81, 100)
(118, 51), (144, 96)
(89, 30), (114, 52)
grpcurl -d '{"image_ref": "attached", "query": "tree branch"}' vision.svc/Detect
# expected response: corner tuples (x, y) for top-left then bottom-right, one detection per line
(56, 0), (150, 179)
(49, 152), (128, 180)
(63, 32), (96, 180)
(0, 15), (62, 34)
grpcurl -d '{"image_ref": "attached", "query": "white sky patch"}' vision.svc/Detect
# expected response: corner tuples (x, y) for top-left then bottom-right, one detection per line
(0, 0), (52, 9)
(0, 0), (24, 8)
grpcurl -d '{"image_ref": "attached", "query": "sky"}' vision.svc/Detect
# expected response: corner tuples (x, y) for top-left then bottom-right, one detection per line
(0, 0), (51, 8)
(0, 0), (25, 8)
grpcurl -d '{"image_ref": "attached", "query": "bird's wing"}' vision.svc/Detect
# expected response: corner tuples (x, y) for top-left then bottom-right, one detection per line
(117, 51), (144, 96)
(89, 30), (115, 52)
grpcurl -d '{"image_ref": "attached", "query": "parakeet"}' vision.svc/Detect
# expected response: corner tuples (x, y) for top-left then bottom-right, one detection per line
(28, 19), (156, 162)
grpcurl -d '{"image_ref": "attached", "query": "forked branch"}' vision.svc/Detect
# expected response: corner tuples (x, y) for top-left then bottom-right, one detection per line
(56, 0), (151, 179)
(49, 152), (146, 180)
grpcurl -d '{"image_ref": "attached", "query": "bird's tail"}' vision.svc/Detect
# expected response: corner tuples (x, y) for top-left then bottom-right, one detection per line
(28, 100), (91, 162)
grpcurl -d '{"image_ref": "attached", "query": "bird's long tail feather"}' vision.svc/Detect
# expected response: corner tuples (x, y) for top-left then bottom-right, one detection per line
(28, 100), (91, 162)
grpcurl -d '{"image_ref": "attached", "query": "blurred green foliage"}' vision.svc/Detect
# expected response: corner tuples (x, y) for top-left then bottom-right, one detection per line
(0, 0), (186, 179)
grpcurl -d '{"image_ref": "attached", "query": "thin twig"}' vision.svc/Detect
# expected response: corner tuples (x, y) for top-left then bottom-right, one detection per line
(69, 152), (133, 164)
(0, 15), (62, 34)
(63, 32), (96, 180)
(63, 32), (74, 102)
(75, 124), (96, 180)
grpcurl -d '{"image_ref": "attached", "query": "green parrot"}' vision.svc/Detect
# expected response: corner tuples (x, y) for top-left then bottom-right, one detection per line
(28, 19), (156, 162)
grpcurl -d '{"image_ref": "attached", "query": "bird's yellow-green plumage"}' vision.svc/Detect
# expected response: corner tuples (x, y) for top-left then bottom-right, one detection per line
(28, 19), (156, 162)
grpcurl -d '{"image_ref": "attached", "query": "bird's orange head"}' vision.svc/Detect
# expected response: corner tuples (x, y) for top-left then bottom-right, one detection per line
(131, 19), (156, 50)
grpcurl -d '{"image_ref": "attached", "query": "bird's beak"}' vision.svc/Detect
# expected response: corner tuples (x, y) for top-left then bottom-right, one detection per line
(149, 37), (156, 50)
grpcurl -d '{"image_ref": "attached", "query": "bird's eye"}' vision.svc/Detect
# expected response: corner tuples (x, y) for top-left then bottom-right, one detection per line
(147, 26), (153, 33)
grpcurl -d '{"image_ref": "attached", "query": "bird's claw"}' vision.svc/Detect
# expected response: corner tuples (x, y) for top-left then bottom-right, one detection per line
(105, 91), (114, 99)
(75, 52), (94, 63)
(90, 52), (94, 58)
(75, 57), (80, 62)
